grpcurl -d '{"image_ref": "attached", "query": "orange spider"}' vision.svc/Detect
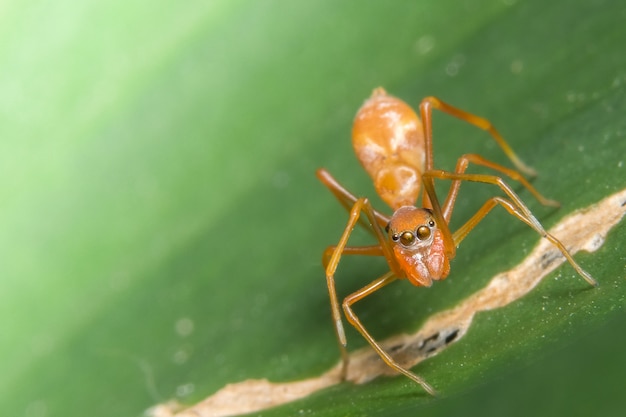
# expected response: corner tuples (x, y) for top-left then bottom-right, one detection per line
(317, 88), (597, 395)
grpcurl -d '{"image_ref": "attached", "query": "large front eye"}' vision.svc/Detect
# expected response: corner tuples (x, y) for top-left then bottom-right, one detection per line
(416, 225), (431, 240)
(399, 231), (415, 246)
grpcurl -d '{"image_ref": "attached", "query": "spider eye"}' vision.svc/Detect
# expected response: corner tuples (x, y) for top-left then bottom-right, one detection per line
(428, 220), (435, 227)
(399, 231), (415, 246)
(391, 233), (399, 242)
(416, 225), (431, 240)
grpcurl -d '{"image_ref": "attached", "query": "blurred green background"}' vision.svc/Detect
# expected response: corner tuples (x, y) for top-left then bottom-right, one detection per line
(1, 1), (625, 416)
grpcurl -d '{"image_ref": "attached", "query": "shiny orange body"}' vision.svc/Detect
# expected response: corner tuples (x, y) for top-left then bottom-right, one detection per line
(352, 88), (426, 210)
(318, 88), (596, 395)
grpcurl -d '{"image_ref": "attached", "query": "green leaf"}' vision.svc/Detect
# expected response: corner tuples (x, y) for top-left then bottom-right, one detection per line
(1, 1), (625, 417)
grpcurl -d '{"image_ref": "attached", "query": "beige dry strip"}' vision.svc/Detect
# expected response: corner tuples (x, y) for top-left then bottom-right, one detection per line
(148, 188), (626, 417)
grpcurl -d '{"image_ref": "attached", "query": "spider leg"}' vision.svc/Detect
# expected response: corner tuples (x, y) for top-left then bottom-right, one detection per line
(321, 194), (401, 380)
(343, 271), (437, 396)
(317, 168), (390, 228)
(419, 96), (537, 176)
(416, 97), (539, 258)
(423, 170), (597, 287)
(322, 245), (384, 271)
(439, 153), (559, 223)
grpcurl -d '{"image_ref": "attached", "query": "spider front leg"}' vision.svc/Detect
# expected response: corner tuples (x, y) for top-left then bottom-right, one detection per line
(342, 271), (438, 396)
(422, 170), (597, 287)
(321, 194), (398, 380)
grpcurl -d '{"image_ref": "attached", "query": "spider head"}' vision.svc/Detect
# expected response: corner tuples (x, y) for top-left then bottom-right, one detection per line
(386, 206), (450, 286)
(387, 206), (436, 250)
